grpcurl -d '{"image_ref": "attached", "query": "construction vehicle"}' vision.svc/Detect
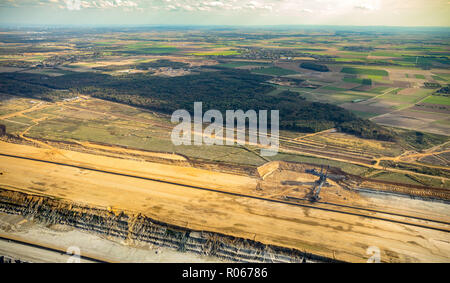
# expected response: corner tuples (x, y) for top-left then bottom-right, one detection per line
(309, 166), (329, 202)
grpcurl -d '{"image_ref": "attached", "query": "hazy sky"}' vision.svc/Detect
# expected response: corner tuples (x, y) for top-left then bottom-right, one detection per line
(0, 0), (449, 26)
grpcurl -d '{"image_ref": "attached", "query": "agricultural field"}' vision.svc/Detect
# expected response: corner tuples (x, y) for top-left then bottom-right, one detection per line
(252, 66), (298, 76)
(422, 95), (450, 106)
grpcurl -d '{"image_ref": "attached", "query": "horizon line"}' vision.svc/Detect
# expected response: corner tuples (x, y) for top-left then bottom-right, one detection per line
(0, 23), (449, 29)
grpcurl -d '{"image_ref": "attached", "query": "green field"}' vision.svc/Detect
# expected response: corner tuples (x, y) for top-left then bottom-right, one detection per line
(342, 77), (372, 85)
(341, 67), (389, 77)
(252, 66), (297, 76)
(379, 88), (433, 105)
(369, 86), (391, 94)
(25, 114), (267, 166)
(192, 50), (240, 56)
(1, 119), (31, 134)
(431, 75), (447, 82)
(122, 43), (180, 54)
(348, 110), (380, 119)
(334, 58), (367, 63)
(371, 172), (423, 186)
(320, 86), (348, 92)
(326, 93), (370, 104)
(268, 152), (369, 175)
(422, 95), (450, 105)
(415, 74), (426, 79)
(370, 51), (403, 57)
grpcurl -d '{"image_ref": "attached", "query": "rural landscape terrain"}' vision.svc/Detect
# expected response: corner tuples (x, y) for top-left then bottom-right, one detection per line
(0, 25), (449, 263)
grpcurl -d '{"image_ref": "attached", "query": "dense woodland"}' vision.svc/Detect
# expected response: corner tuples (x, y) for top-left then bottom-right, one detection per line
(135, 59), (190, 69)
(0, 68), (395, 140)
(300, 62), (330, 72)
(437, 86), (450, 94)
(342, 46), (375, 52)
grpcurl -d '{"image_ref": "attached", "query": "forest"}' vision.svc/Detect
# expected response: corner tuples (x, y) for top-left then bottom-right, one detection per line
(300, 62), (330, 72)
(0, 68), (395, 140)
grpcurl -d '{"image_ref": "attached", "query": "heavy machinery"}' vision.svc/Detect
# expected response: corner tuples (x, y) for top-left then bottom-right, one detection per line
(309, 166), (329, 202)
(305, 167), (345, 182)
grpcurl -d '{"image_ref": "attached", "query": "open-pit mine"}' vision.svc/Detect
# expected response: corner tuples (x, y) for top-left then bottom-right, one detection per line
(0, 134), (449, 263)
(0, 25), (449, 264)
